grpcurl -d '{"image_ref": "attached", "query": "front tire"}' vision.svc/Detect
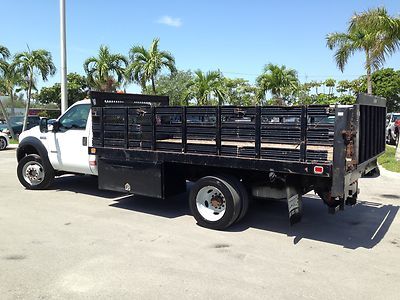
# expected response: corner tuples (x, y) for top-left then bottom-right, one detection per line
(387, 130), (396, 145)
(189, 175), (242, 230)
(17, 154), (54, 190)
(0, 137), (7, 150)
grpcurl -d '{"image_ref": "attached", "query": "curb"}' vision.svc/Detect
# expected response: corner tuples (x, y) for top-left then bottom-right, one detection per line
(378, 163), (400, 179)
(8, 144), (18, 150)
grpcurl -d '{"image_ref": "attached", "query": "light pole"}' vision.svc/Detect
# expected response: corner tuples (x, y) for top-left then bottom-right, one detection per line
(60, 0), (68, 113)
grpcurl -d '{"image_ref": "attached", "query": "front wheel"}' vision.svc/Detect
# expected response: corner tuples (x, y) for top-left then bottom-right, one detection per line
(189, 175), (242, 230)
(387, 130), (396, 145)
(17, 154), (54, 190)
(0, 137), (7, 150)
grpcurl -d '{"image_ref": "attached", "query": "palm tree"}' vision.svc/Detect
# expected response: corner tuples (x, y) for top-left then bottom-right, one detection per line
(185, 70), (225, 105)
(127, 38), (176, 94)
(0, 45), (17, 139)
(327, 7), (400, 94)
(13, 49), (56, 131)
(0, 61), (24, 117)
(336, 80), (352, 95)
(84, 45), (127, 92)
(324, 78), (336, 95)
(0, 45), (10, 60)
(308, 81), (322, 95)
(256, 63), (299, 105)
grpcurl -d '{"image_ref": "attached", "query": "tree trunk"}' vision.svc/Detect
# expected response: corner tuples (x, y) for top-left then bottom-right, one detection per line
(22, 74), (33, 132)
(0, 99), (17, 140)
(10, 90), (15, 116)
(151, 76), (156, 94)
(366, 50), (373, 95)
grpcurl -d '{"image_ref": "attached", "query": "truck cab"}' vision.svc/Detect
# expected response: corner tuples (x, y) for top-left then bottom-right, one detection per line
(17, 100), (97, 189)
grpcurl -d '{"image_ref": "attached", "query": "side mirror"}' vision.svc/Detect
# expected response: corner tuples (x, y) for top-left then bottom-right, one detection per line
(39, 118), (48, 133)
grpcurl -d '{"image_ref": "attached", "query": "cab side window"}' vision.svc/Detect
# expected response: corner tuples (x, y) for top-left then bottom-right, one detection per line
(59, 104), (91, 131)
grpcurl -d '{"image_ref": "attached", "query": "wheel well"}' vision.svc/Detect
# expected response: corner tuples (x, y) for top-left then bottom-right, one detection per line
(17, 145), (39, 162)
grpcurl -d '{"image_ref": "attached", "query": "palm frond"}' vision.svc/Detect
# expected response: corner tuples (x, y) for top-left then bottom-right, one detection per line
(0, 45), (10, 60)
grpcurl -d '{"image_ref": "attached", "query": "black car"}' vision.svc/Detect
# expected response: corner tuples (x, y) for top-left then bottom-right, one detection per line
(0, 115), (40, 136)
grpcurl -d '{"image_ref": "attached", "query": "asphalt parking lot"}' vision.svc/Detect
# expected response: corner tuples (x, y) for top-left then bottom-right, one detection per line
(0, 147), (399, 299)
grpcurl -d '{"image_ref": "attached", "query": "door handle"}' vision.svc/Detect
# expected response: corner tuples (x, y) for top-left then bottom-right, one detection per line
(82, 137), (88, 146)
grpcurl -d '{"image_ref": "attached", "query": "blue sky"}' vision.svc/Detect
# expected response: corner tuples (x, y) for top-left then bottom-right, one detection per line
(1, 0), (399, 92)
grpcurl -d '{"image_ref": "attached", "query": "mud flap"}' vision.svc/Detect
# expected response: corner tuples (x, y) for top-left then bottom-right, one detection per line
(287, 187), (303, 225)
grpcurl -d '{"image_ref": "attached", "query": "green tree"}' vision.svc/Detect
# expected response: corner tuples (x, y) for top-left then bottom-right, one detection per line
(13, 48), (56, 131)
(127, 38), (176, 94)
(186, 70), (225, 105)
(295, 82), (314, 105)
(336, 80), (352, 94)
(336, 94), (356, 105)
(309, 81), (322, 95)
(36, 73), (89, 107)
(324, 78), (336, 95)
(143, 70), (193, 106)
(223, 78), (257, 106)
(327, 7), (400, 94)
(350, 77), (367, 95)
(84, 45), (127, 92)
(256, 63), (299, 105)
(368, 68), (400, 112)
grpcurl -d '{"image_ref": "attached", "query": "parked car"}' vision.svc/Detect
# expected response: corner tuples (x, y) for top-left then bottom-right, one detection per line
(386, 112), (400, 145)
(0, 132), (10, 150)
(0, 115), (40, 136)
(395, 119), (400, 146)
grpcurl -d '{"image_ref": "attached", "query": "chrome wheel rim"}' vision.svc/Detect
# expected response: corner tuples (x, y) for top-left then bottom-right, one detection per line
(196, 186), (226, 221)
(22, 161), (45, 186)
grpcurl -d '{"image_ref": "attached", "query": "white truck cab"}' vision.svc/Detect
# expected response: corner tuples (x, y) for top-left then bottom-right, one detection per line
(17, 100), (97, 189)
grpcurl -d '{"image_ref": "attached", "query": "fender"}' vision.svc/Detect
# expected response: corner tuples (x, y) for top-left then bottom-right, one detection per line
(17, 137), (52, 169)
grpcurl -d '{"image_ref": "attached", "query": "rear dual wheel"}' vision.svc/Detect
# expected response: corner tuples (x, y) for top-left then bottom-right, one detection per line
(189, 175), (249, 230)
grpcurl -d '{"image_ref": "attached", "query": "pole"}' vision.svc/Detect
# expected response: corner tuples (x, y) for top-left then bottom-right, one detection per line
(60, 0), (68, 113)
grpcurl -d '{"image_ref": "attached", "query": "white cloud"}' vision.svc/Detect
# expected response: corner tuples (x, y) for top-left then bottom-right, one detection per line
(157, 16), (182, 27)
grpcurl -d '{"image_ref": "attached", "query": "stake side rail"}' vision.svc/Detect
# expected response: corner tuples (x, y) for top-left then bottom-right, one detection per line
(91, 104), (336, 167)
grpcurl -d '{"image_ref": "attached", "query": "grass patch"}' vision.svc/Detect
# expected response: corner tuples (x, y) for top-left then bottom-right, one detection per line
(10, 139), (18, 144)
(378, 145), (400, 173)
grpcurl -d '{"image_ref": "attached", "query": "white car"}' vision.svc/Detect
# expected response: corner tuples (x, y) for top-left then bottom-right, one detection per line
(0, 132), (10, 150)
(386, 113), (400, 144)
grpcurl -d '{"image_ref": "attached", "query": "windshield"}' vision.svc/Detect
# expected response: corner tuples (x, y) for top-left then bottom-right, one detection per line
(7, 116), (39, 126)
(392, 115), (400, 122)
(9, 116), (24, 126)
